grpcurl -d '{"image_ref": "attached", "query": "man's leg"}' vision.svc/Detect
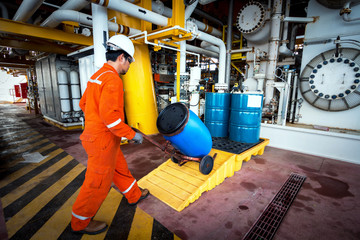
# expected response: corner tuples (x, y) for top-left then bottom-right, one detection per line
(112, 148), (143, 204)
(71, 132), (117, 232)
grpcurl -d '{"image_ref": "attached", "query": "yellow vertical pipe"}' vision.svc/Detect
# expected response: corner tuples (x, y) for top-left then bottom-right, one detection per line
(171, 0), (185, 27)
(176, 51), (181, 102)
(171, 0), (185, 102)
(108, 8), (159, 135)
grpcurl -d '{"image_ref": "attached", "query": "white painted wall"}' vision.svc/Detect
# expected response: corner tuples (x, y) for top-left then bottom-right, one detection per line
(298, 0), (360, 130)
(260, 123), (360, 165)
(0, 70), (26, 102)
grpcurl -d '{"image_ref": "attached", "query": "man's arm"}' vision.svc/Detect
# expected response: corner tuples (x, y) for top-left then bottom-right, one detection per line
(98, 78), (136, 140)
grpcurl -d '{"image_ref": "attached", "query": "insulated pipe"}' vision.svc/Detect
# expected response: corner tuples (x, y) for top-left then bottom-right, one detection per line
(279, 0), (293, 57)
(41, 0), (89, 27)
(185, 0), (199, 20)
(196, 31), (226, 90)
(92, 3), (108, 69)
(13, 0), (44, 22)
(193, 8), (223, 27)
(89, 0), (169, 27)
(283, 17), (315, 23)
(151, 1), (222, 38)
(230, 48), (253, 54)
(40, 10), (140, 35)
(225, 0), (234, 90)
(289, 24), (301, 51)
(192, 19), (222, 38)
(58, 0), (88, 10)
(265, 0), (282, 106)
(186, 44), (219, 58)
(201, 41), (220, 52)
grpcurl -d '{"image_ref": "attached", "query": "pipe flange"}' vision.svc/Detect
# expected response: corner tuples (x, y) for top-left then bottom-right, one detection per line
(236, 1), (266, 34)
(186, 19), (198, 40)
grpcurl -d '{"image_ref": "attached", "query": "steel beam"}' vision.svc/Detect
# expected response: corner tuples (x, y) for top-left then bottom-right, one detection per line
(0, 18), (92, 46)
(0, 39), (75, 55)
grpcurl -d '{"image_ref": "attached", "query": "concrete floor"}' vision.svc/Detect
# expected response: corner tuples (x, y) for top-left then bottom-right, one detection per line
(1, 103), (360, 240)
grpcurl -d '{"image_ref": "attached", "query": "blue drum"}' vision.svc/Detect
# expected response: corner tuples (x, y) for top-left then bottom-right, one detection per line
(229, 93), (263, 143)
(156, 102), (212, 158)
(204, 92), (231, 137)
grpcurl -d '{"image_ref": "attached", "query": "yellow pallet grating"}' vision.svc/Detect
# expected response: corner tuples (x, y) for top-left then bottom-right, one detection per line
(138, 138), (270, 212)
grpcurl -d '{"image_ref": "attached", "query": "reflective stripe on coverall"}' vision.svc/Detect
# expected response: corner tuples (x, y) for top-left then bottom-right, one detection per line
(71, 63), (141, 231)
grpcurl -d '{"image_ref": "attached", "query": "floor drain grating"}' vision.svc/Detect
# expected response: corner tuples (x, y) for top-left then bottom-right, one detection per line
(242, 173), (307, 240)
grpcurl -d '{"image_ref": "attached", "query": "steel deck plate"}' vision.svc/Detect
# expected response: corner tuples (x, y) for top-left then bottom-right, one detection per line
(138, 138), (270, 212)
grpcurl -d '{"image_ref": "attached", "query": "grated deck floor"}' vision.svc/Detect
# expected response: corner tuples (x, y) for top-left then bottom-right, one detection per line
(242, 173), (307, 240)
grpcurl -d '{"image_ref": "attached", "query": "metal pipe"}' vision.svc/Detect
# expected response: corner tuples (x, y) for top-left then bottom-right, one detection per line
(230, 48), (253, 54)
(186, 44), (218, 58)
(279, 1), (294, 59)
(89, 0), (169, 27)
(193, 8), (223, 26)
(201, 41), (219, 52)
(185, 0), (199, 20)
(151, 1), (222, 38)
(289, 24), (300, 51)
(283, 17), (315, 23)
(192, 19), (222, 38)
(265, 0), (282, 106)
(225, 0), (234, 90)
(342, 1), (360, 22)
(40, 10), (140, 35)
(13, 0), (44, 22)
(41, 0), (89, 27)
(92, 3), (108, 69)
(196, 31), (226, 90)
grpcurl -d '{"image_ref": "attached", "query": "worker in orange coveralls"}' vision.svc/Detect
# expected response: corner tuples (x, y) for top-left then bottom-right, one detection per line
(71, 34), (150, 235)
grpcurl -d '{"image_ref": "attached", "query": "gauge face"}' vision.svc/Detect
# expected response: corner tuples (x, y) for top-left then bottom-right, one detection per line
(299, 48), (360, 111)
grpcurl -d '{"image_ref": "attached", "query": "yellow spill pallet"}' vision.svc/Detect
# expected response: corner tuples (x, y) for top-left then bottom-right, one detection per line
(138, 138), (270, 212)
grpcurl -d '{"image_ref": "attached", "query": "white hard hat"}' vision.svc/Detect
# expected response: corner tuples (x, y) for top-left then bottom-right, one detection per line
(107, 34), (135, 62)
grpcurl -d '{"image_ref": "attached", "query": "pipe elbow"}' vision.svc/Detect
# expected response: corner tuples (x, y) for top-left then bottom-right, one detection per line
(279, 44), (293, 57)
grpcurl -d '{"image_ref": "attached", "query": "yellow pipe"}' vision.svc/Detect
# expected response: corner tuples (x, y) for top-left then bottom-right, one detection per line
(231, 62), (244, 75)
(0, 18), (92, 46)
(108, 8), (159, 135)
(170, 0), (185, 27)
(176, 51), (180, 102)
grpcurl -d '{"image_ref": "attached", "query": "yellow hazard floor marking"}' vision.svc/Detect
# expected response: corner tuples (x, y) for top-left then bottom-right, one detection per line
(139, 138), (270, 212)
(2, 154), (73, 208)
(81, 188), (123, 240)
(127, 206), (154, 240)
(30, 188), (81, 240)
(34, 142), (56, 155)
(6, 163), (84, 238)
(0, 148), (61, 188)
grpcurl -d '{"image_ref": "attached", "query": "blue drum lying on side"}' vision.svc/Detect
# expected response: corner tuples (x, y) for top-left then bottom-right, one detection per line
(156, 102), (212, 158)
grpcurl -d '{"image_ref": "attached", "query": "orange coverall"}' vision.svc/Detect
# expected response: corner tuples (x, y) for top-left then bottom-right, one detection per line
(71, 63), (141, 231)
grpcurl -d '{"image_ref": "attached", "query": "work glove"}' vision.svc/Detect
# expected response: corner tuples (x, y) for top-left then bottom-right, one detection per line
(132, 132), (143, 144)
